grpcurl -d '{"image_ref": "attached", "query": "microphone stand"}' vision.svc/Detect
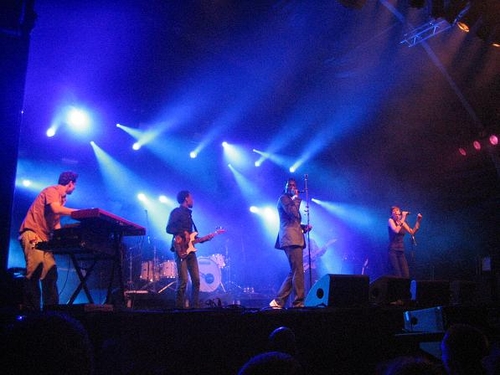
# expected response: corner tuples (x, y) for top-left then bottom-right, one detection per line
(410, 235), (417, 264)
(303, 174), (312, 291)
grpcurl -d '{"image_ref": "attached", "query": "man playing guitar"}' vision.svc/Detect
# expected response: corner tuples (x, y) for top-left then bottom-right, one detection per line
(166, 190), (215, 309)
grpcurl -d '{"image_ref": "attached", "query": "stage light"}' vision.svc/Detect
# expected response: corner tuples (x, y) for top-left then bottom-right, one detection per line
(479, 23), (500, 47)
(22, 179), (32, 187)
(489, 135), (498, 146)
(249, 206), (258, 213)
(473, 140), (481, 151)
(458, 147), (467, 156)
(137, 193), (147, 202)
(190, 151), (197, 158)
(456, 1), (484, 33)
(159, 195), (173, 205)
(46, 127), (56, 137)
(66, 107), (90, 132)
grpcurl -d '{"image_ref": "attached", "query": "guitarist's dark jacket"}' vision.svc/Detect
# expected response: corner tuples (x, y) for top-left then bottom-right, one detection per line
(166, 206), (193, 252)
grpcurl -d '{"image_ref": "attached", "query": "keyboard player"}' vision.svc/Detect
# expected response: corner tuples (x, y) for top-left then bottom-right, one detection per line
(18, 171), (79, 311)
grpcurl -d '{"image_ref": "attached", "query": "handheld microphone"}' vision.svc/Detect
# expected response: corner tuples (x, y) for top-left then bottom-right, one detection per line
(402, 211), (411, 215)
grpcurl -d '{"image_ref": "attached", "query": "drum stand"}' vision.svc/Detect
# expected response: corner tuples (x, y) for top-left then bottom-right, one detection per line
(221, 247), (242, 294)
(157, 280), (176, 294)
(126, 248), (135, 291)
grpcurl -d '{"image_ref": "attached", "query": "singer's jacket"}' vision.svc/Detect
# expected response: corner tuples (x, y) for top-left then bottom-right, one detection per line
(275, 193), (306, 250)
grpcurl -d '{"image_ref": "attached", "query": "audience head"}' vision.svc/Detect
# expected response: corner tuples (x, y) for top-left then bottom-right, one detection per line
(1, 311), (94, 375)
(441, 323), (489, 375)
(268, 326), (297, 356)
(379, 356), (442, 375)
(238, 351), (302, 375)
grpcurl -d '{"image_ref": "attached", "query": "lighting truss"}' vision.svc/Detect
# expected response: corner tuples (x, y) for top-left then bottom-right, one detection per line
(400, 20), (451, 47)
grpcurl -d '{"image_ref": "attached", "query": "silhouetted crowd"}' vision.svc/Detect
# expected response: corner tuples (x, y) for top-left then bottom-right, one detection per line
(1, 309), (500, 375)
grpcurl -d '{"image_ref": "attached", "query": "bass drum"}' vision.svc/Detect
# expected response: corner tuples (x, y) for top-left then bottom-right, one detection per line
(198, 256), (221, 293)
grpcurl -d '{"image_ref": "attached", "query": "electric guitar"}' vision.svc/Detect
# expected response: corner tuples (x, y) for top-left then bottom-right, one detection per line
(173, 227), (226, 259)
(303, 238), (337, 272)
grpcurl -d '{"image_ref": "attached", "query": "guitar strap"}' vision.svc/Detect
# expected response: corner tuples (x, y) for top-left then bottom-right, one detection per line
(190, 214), (198, 233)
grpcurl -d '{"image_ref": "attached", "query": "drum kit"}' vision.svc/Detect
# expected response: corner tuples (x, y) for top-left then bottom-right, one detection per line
(139, 260), (177, 281)
(198, 254), (225, 293)
(134, 253), (228, 293)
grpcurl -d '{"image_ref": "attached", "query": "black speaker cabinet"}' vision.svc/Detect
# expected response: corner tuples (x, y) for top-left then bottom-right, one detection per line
(125, 291), (174, 310)
(404, 305), (489, 333)
(304, 274), (369, 308)
(410, 280), (450, 307)
(369, 276), (411, 305)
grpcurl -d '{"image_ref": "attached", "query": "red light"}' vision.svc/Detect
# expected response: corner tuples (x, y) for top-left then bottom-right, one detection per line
(458, 148), (467, 156)
(489, 135), (498, 146)
(473, 141), (481, 150)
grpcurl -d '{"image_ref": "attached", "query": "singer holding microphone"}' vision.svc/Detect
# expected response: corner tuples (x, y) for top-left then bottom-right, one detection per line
(269, 178), (312, 309)
(388, 206), (423, 278)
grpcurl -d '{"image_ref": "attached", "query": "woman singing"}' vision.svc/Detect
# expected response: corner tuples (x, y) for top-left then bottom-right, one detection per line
(388, 206), (422, 278)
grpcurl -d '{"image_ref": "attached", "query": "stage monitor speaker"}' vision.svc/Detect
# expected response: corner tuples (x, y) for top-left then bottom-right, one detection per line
(410, 280), (450, 307)
(404, 305), (489, 333)
(369, 276), (411, 305)
(125, 291), (174, 310)
(304, 274), (369, 308)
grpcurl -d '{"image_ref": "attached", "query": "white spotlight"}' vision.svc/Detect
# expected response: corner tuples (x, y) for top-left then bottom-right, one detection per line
(46, 127), (56, 137)
(132, 142), (141, 150)
(190, 151), (197, 158)
(66, 108), (90, 132)
(137, 193), (147, 202)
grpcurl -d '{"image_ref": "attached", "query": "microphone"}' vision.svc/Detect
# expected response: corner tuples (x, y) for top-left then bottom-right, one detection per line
(402, 211), (411, 215)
